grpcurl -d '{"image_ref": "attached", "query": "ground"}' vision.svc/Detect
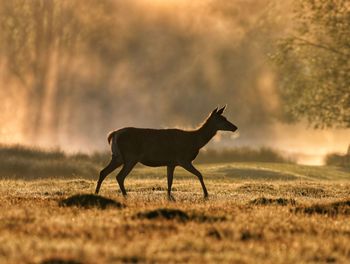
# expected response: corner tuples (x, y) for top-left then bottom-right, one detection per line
(0, 163), (350, 263)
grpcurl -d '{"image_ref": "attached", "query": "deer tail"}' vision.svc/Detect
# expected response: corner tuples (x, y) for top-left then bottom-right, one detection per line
(107, 131), (116, 145)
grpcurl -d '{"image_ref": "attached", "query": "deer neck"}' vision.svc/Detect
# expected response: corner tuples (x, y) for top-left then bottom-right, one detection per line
(195, 122), (217, 149)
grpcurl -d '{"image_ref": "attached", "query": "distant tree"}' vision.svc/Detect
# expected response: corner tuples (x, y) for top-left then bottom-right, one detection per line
(0, 0), (118, 142)
(273, 0), (350, 128)
(0, 1), (79, 140)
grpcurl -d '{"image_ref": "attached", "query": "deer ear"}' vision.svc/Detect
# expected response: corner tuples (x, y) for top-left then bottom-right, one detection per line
(210, 107), (218, 116)
(217, 105), (226, 115)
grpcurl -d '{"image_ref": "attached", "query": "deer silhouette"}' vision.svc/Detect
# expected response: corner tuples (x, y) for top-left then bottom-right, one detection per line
(95, 105), (237, 200)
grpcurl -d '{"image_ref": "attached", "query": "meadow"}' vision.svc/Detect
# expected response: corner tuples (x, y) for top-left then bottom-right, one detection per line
(0, 156), (350, 263)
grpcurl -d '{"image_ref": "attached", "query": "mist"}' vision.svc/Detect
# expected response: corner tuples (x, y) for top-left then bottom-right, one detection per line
(0, 0), (348, 165)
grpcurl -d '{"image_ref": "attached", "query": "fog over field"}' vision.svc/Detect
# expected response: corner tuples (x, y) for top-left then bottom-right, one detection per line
(0, 0), (348, 164)
(1, 2), (350, 263)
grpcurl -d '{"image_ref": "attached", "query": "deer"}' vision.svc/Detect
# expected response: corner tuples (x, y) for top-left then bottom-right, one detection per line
(95, 105), (238, 200)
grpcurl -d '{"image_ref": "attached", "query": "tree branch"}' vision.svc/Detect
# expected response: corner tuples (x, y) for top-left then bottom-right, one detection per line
(291, 36), (350, 58)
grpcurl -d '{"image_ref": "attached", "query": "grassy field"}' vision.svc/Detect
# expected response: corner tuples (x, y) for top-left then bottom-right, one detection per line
(0, 163), (350, 263)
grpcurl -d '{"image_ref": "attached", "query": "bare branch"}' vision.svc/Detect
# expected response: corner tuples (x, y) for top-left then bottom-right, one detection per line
(291, 36), (350, 58)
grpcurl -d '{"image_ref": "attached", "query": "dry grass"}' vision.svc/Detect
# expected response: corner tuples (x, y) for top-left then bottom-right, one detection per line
(0, 163), (350, 263)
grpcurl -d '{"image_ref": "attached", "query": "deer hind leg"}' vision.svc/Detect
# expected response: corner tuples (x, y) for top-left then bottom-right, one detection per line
(181, 162), (208, 199)
(116, 161), (137, 197)
(95, 155), (122, 194)
(167, 166), (176, 201)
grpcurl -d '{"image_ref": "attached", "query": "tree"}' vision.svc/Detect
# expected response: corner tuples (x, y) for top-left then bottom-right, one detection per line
(274, 0), (350, 128)
(0, 0), (119, 143)
(0, 1), (79, 141)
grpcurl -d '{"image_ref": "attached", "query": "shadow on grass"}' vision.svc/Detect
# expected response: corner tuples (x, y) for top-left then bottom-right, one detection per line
(59, 194), (124, 209)
(295, 199), (350, 216)
(135, 208), (190, 222)
(41, 258), (82, 264)
(216, 167), (298, 181)
(250, 197), (296, 206)
(114, 256), (145, 263)
(240, 230), (264, 241)
(134, 208), (226, 223)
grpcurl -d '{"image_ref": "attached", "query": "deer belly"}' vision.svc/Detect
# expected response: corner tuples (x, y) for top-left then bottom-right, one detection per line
(140, 159), (177, 167)
(139, 153), (178, 167)
(137, 144), (179, 166)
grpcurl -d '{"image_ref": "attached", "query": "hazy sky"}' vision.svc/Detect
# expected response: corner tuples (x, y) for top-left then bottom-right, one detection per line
(0, 0), (348, 165)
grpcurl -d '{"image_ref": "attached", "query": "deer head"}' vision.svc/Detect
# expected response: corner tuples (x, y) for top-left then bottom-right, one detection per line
(207, 105), (238, 132)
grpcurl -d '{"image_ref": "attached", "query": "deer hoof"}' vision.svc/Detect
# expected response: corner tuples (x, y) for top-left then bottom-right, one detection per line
(168, 195), (176, 202)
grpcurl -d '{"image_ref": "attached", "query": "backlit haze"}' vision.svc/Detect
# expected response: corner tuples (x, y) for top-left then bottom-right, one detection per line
(0, 0), (348, 165)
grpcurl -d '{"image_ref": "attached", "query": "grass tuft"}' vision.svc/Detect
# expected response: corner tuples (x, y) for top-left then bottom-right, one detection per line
(135, 208), (190, 222)
(240, 230), (264, 241)
(290, 186), (327, 198)
(116, 255), (145, 263)
(134, 208), (227, 223)
(295, 199), (350, 216)
(191, 212), (227, 223)
(206, 228), (223, 240)
(250, 197), (297, 206)
(59, 194), (125, 209)
(40, 258), (82, 264)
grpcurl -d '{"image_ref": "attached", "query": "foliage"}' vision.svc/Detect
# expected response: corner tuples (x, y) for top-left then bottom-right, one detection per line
(196, 147), (293, 164)
(273, 0), (350, 128)
(325, 152), (350, 167)
(0, 145), (102, 179)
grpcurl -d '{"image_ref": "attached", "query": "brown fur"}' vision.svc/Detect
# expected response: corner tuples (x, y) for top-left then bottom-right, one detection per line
(95, 106), (237, 199)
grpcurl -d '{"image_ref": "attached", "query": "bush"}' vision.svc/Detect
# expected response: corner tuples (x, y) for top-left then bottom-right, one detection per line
(0, 144), (103, 179)
(325, 153), (350, 168)
(196, 147), (293, 164)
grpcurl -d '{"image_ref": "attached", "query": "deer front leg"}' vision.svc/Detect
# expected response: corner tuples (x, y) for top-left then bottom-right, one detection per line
(95, 156), (122, 194)
(116, 161), (136, 197)
(167, 165), (176, 201)
(181, 162), (208, 199)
